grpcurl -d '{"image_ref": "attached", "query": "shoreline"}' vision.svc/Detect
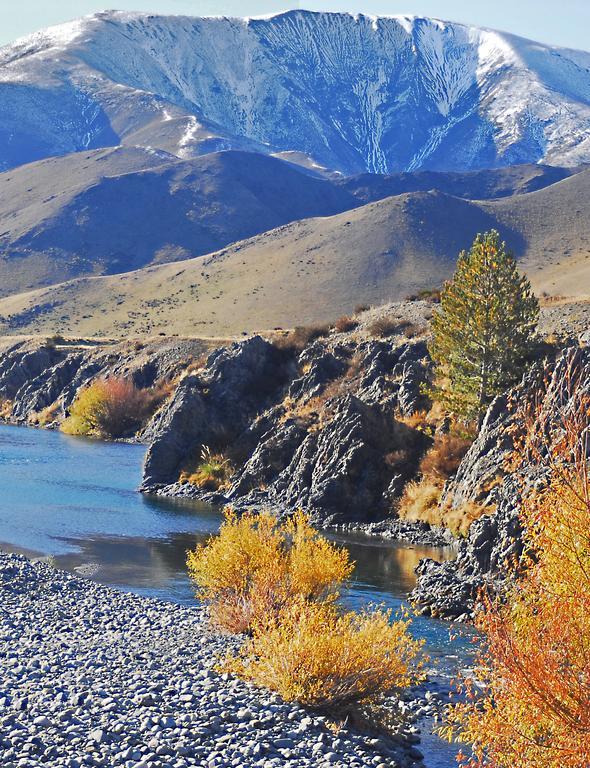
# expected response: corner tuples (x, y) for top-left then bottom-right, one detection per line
(0, 550), (443, 768)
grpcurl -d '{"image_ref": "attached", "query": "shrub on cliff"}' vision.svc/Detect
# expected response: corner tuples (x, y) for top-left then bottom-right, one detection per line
(397, 430), (480, 536)
(334, 315), (359, 333)
(187, 509), (353, 633)
(225, 599), (423, 714)
(444, 370), (590, 767)
(62, 377), (156, 439)
(179, 446), (232, 490)
(429, 230), (539, 423)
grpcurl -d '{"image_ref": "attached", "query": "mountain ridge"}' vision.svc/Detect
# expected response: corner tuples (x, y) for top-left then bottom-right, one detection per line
(3, 10), (590, 174)
(0, 147), (583, 298)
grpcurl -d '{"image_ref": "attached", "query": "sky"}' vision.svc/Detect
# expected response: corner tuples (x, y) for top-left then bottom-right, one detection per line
(1, 1), (590, 51)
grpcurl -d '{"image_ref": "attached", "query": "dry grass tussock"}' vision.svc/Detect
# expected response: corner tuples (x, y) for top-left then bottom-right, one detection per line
(187, 509), (353, 634)
(397, 430), (484, 536)
(333, 315), (359, 333)
(399, 479), (489, 537)
(419, 432), (473, 480)
(0, 397), (13, 420)
(179, 446), (233, 491)
(31, 401), (62, 427)
(368, 316), (424, 339)
(272, 324), (330, 353)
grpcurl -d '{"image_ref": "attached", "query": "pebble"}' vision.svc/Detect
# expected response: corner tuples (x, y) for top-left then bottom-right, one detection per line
(0, 552), (426, 768)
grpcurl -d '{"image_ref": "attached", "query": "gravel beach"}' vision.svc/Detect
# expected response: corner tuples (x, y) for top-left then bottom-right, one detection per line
(0, 552), (427, 768)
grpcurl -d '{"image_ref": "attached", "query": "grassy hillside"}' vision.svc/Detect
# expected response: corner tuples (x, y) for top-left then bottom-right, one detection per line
(0, 148), (356, 296)
(1, 169), (589, 338)
(0, 146), (584, 300)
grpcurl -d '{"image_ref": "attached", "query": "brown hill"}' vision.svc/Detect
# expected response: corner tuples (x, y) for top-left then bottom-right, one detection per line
(0, 148), (356, 296)
(1, 170), (589, 337)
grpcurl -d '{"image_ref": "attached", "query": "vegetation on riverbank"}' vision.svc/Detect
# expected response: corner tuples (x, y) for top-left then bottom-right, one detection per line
(444, 365), (590, 767)
(227, 599), (423, 716)
(187, 510), (423, 721)
(187, 509), (352, 633)
(179, 446), (233, 491)
(61, 377), (161, 439)
(397, 429), (480, 536)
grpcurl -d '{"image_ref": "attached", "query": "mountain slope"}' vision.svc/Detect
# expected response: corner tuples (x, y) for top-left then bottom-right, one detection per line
(2, 11), (590, 174)
(0, 148), (356, 296)
(1, 147), (580, 297)
(2, 170), (589, 337)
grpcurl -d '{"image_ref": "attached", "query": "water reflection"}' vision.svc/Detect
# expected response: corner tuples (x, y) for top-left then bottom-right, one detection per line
(332, 532), (455, 595)
(0, 424), (470, 767)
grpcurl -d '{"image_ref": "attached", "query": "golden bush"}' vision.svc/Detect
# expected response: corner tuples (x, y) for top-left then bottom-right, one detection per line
(186, 509), (353, 633)
(62, 377), (156, 438)
(225, 599), (424, 711)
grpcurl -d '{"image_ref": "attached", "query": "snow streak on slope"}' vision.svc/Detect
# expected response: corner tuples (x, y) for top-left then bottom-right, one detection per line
(1, 10), (590, 173)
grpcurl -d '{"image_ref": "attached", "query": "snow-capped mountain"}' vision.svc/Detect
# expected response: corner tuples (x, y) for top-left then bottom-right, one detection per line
(2, 10), (590, 174)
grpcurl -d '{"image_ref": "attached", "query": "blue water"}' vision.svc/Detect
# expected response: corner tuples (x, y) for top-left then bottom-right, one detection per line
(0, 423), (472, 766)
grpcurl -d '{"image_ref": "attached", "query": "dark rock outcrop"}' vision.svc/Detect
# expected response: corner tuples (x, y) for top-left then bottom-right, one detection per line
(0, 345), (64, 401)
(141, 333), (432, 524)
(271, 395), (402, 525)
(412, 491), (524, 619)
(413, 344), (590, 619)
(142, 337), (292, 488)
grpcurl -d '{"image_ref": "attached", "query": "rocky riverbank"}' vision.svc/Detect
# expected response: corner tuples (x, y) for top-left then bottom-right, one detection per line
(0, 304), (588, 623)
(0, 551), (438, 768)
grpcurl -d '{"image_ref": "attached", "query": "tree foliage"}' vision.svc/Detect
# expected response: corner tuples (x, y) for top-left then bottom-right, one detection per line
(429, 230), (539, 422)
(186, 509), (353, 633)
(443, 364), (590, 767)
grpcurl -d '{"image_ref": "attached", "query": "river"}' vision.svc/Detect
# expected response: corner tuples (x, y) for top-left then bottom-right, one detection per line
(0, 423), (473, 766)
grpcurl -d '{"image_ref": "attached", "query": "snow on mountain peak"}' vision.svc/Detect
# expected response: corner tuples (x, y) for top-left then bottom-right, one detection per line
(1, 10), (590, 174)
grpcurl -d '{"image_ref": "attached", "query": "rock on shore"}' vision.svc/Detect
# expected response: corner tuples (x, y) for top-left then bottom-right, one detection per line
(0, 552), (426, 768)
(412, 344), (590, 619)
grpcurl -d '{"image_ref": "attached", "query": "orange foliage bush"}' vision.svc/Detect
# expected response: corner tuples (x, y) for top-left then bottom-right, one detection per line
(225, 599), (424, 712)
(62, 377), (157, 438)
(419, 432), (472, 480)
(186, 509), (353, 633)
(444, 366), (590, 767)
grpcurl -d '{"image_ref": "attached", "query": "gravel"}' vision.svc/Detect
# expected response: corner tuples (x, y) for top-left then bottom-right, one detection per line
(0, 552), (428, 768)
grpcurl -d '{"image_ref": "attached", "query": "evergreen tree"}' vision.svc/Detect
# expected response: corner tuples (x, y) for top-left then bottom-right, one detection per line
(429, 230), (539, 422)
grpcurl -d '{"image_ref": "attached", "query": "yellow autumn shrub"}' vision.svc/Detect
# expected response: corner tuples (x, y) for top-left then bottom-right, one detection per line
(225, 599), (424, 711)
(186, 509), (353, 633)
(62, 377), (156, 439)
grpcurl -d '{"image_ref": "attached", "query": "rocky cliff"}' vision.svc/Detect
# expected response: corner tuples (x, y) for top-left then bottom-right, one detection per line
(412, 344), (590, 618)
(141, 318), (433, 527)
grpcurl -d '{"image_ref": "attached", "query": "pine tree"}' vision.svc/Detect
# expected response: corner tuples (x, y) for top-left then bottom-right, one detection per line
(429, 230), (539, 422)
